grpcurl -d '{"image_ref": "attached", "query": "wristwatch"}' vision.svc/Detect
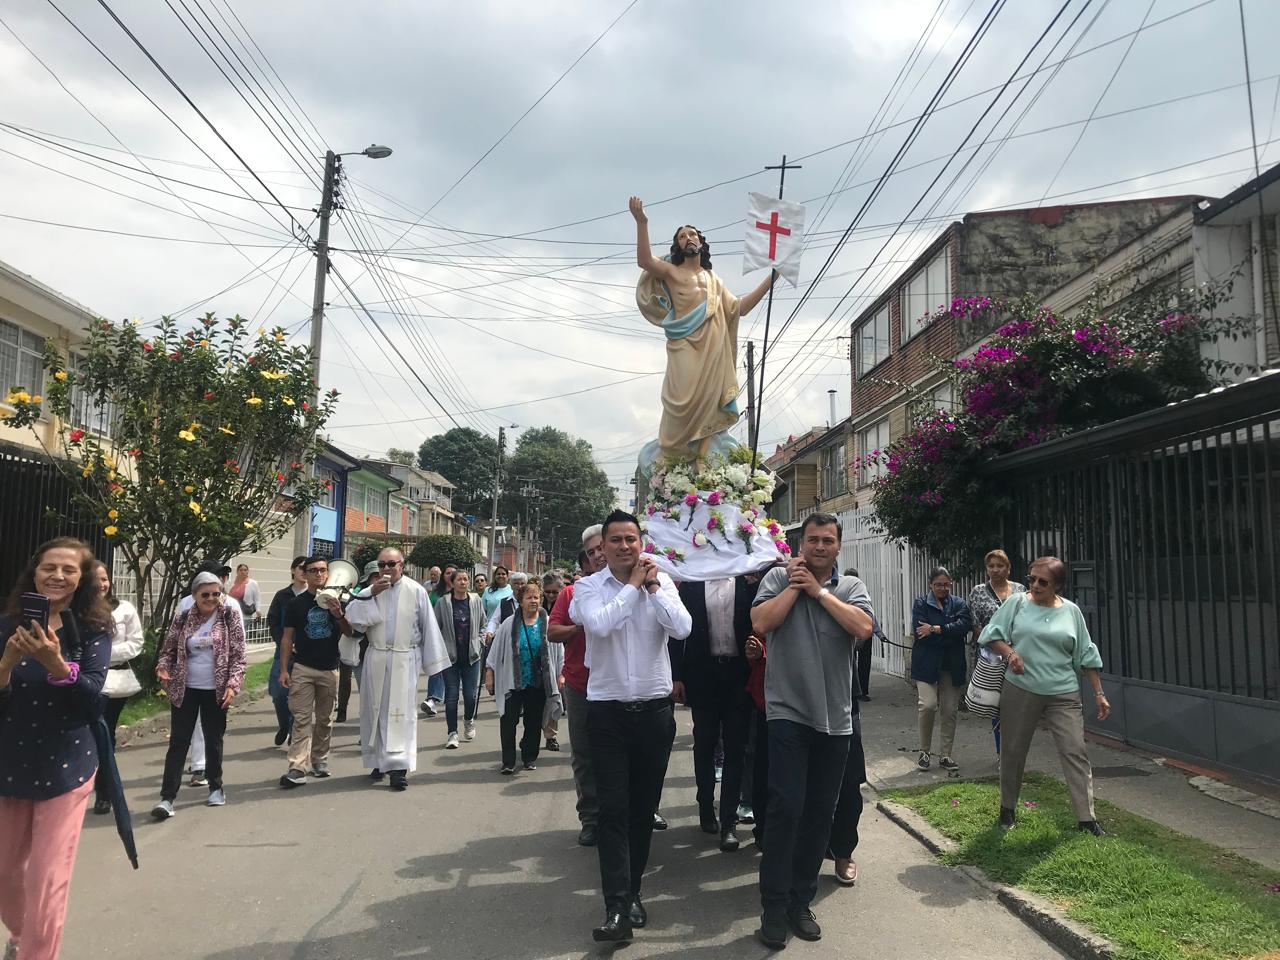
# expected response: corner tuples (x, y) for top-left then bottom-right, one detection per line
(643, 579), (661, 590)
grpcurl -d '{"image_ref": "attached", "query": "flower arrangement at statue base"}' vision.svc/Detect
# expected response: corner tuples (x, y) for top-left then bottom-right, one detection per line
(640, 446), (787, 581)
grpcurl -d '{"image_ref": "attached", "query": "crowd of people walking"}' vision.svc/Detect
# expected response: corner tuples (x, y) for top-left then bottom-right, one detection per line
(0, 513), (1113, 956)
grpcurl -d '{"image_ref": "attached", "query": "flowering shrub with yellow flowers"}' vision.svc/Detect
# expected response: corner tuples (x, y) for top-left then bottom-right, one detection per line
(3, 313), (337, 634)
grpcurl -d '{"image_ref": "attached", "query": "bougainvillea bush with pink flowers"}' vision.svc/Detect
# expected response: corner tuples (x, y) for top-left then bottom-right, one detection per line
(864, 284), (1255, 567)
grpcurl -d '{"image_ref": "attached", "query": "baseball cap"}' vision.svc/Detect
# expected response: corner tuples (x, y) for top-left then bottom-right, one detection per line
(362, 560), (381, 581)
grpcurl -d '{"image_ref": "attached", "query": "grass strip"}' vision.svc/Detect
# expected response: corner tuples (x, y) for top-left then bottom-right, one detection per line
(884, 773), (1280, 960)
(118, 659), (272, 728)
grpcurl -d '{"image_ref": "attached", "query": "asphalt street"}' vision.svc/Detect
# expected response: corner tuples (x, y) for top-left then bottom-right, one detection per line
(61, 682), (1066, 960)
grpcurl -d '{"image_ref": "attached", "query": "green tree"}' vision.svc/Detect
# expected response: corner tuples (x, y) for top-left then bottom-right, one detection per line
(351, 540), (392, 571)
(502, 427), (615, 563)
(407, 534), (480, 572)
(4, 314), (337, 635)
(417, 427), (498, 516)
(385, 447), (416, 466)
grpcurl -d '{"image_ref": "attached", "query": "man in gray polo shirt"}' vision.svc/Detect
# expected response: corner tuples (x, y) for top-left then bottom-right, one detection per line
(750, 512), (874, 949)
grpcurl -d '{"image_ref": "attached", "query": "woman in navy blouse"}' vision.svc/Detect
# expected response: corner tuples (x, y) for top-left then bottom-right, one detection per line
(0, 537), (112, 960)
(910, 566), (973, 773)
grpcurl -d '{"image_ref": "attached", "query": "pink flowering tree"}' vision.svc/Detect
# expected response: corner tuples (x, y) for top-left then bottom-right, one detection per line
(866, 285), (1254, 565)
(3, 314), (338, 641)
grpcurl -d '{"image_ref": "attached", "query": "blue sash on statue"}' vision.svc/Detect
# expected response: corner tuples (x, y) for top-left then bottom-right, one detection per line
(655, 282), (708, 340)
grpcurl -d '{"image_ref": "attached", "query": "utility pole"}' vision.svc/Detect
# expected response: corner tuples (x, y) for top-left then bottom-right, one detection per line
(750, 154), (803, 476)
(488, 425), (505, 571)
(746, 340), (757, 454)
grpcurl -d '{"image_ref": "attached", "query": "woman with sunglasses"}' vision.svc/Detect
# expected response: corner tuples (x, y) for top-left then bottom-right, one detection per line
(979, 556), (1109, 835)
(151, 571), (246, 818)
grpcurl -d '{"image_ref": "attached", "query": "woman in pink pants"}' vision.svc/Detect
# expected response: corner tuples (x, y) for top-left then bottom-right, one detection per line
(0, 538), (112, 960)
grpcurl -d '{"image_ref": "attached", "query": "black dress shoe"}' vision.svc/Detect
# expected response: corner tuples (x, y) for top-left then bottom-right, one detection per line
(787, 907), (821, 941)
(627, 895), (647, 928)
(1077, 820), (1106, 837)
(93, 797), (112, 816)
(577, 824), (598, 847)
(369, 768), (384, 782)
(335, 709), (346, 724)
(858, 694), (872, 702)
(274, 727), (288, 746)
(999, 806), (1017, 830)
(700, 808), (720, 834)
(592, 912), (633, 943)
(652, 811), (667, 830)
(389, 770), (408, 791)
(757, 914), (789, 949)
(719, 827), (741, 852)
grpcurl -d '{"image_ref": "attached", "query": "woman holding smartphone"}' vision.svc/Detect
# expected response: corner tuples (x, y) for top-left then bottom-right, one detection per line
(0, 537), (113, 960)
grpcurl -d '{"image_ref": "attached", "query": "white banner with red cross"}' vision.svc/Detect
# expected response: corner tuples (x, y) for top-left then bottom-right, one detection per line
(742, 192), (806, 287)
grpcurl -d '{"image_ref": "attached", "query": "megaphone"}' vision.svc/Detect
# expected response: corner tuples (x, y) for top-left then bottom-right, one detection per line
(315, 558), (360, 611)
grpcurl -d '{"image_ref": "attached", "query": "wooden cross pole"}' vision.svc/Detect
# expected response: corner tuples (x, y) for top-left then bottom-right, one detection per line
(750, 154), (802, 476)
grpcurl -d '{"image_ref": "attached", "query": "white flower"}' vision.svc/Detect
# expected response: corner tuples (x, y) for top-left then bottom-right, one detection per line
(693, 531), (709, 547)
(724, 465), (750, 490)
(750, 488), (770, 504)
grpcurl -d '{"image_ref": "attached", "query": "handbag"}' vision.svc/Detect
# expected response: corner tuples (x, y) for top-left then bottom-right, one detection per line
(964, 594), (1025, 719)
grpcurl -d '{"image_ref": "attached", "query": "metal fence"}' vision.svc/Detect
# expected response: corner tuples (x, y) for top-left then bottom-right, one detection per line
(0, 440), (111, 591)
(986, 372), (1280, 781)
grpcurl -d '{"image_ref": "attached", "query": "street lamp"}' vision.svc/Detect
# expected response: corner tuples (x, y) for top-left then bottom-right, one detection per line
(308, 144), (394, 389)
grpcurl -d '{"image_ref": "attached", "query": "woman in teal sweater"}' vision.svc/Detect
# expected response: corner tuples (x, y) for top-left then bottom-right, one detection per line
(979, 556), (1111, 836)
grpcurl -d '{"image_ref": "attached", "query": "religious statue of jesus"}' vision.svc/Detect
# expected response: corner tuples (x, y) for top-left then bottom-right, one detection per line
(630, 196), (776, 467)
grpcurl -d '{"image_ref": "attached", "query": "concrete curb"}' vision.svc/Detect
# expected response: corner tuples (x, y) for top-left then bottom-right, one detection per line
(874, 797), (1113, 960)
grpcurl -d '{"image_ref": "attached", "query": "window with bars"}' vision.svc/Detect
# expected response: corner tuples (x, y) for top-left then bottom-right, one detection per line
(316, 467), (340, 508)
(66, 354), (119, 437)
(858, 418), (890, 486)
(0, 319), (47, 410)
(900, 250), (949, 345)
(855, 305), (891, 375)
(347, 480), (365, 513)
(821, 441), (848, 498)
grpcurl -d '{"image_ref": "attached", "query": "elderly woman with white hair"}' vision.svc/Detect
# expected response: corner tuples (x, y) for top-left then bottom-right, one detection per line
(979, 556), (1110, 836)
(151, 571), (246, 818)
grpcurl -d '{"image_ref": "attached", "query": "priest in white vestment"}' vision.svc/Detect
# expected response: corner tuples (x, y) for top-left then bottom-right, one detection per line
(343, 548), (449, 789)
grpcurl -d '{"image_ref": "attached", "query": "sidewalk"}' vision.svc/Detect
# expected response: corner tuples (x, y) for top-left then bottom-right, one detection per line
(858, 671), (1280, 870)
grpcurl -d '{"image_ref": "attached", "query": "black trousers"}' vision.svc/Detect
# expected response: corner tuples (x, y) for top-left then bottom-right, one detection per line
(856, 637), (872, 698)
(750, 707), (769, 844)
(94, 696), (128, 801)
(500, 687), (546, 769)
(758, 719), (850, 916)
(689, 662), (752, 828)
(160, 689), (227, 800)
(827, 715), (866, 859)
(587, 699), (675, 915)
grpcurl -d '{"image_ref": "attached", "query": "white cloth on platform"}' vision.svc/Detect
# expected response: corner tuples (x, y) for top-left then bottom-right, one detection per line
(643, 499), (784, 582)
(346, 577), (449, 773)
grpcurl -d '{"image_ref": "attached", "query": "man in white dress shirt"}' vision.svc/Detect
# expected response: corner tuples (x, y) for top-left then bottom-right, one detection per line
(343, 548), (450, 791)
(570, 509), (692, 944)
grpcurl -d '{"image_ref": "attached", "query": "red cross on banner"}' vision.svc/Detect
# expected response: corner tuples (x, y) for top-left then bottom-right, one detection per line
(743, 193), (806, 287)
(755, 211), (792, 261)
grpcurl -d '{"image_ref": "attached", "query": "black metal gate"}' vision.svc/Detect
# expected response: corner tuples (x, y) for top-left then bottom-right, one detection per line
(0, 440), (112, 593)
(985, 373), (1280, 783)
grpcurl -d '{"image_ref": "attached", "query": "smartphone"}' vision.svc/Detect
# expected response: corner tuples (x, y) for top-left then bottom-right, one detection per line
(20, 592), (50, 631)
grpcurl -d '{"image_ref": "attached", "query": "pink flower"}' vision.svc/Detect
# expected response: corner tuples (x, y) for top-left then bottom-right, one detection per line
(739, 521), (754, 533)
(776, 541), (791, 555)
(950, 798), (960, 807)
(684, 493), (699, 506)
(644, 542), (656, 553)
(68, 429), (85, 443)
(665, 548), (678, 560)
(707, 491), (722, 506)
(646, 505), (656, 516)
(707, 517), (719, 530)
(1022, 801), (1038, 808)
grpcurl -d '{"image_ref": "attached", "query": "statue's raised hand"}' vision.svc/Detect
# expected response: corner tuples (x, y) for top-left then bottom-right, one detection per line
(628, 196), (647, 223)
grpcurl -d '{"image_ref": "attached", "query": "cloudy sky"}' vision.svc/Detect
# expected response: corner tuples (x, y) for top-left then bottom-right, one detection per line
(2, 0), (1277, 496)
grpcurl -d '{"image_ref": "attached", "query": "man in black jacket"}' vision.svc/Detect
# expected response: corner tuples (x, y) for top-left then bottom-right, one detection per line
(266, 556), (308, 746)
(672, 575), (759, 852)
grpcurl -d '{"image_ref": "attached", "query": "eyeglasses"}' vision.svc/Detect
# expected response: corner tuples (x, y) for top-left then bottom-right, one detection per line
(197, 590), (223, 599)
(305, 567), (328, 574)
(1027, 575), (1053, 587)
(377, 560), (401, 568)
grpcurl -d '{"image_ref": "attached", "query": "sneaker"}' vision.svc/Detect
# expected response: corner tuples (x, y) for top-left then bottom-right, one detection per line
(420, 698), (437, 718)
(786, 907), (822, 941)
(369, 768), (384, 782)
(273, 727), (288, 746)
(737, 804), (755, 825)
(446, 732), (460, 749)
(757, 914), (789, 950)
(834, 858), (858, 886)
(206, 789), (226, 807)
(93, 797), (112, 816)
(916, 751), (931, 771)
(389, 770), (408, 791)
(500, 765), (515, 776)
(522, 761), (537, 771)
(190, 769), (208, 787)
(938, 755), (959, 771)
(280, 768), (307, 788)
(151, 799), (175, 820)
(335, 709), (347, 723)
(464, 721), (476, 741)
(312, 761), (331, 779)
(545, 737), (559, 751)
